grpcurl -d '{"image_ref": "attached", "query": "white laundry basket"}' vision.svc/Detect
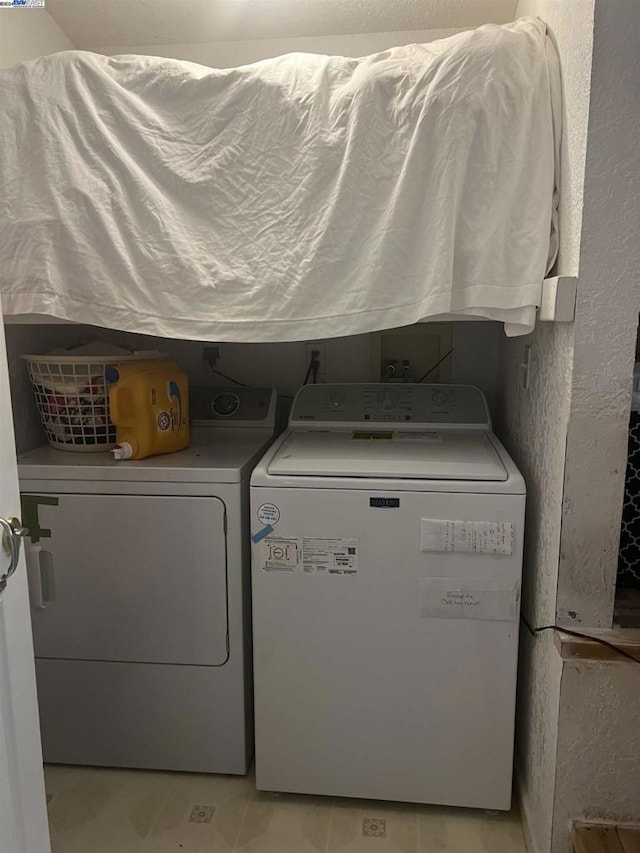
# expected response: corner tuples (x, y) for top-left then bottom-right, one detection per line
(22, 353), (155, 452)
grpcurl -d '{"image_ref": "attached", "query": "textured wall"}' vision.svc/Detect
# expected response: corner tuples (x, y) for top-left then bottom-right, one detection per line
(496, 0), (594, 625)
(515, 629), (564, 853)
(0, 9), (74, 68)
(497, 322), (575, 628)
(551, 659), (640, 853)
(45, 0), (517, 49)
(555, 0), (640, 628)
(549, 1), (640, 844)
(502, 1), (640, 851)
(98, 29), (462, 66)
(495, 2), (595, 853)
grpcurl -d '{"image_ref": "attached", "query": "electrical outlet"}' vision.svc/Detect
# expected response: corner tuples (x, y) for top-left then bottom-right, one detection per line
(305, 342), (325, 382)
(203, 345), (220, 368)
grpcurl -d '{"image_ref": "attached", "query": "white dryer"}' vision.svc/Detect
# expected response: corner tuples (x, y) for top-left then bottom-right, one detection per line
(250, 384), (525, 810)
(19, 387), (277, 774)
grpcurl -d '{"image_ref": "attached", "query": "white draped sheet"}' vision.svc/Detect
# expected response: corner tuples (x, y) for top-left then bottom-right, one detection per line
(0, 18), (560, 339)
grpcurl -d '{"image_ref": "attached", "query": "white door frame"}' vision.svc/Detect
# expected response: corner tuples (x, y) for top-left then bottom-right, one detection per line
(0, 302), (50, 853)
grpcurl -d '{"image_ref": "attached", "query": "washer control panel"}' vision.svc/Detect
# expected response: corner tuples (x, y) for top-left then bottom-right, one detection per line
(291, 384), (490, 429)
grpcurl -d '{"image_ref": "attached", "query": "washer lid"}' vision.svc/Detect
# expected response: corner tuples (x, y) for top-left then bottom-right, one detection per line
(267, 430), (508, 481)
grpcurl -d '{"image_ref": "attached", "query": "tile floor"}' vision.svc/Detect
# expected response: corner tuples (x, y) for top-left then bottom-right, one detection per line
(45, 763), (527, 853)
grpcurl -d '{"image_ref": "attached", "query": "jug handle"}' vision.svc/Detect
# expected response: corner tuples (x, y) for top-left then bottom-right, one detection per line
(109, 385), (137, 428)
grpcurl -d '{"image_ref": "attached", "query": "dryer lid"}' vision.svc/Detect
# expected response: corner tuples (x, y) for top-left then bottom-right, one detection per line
(267, 430), (508, 481)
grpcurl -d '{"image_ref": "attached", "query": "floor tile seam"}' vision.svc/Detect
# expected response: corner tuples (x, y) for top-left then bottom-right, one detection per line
(324, 805), (337, 853)
(231, 792), (253, 849)
(143, 777), (177, 843)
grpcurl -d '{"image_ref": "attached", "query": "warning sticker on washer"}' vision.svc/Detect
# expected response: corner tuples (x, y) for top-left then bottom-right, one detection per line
(302, 538), (359, 575)
(261, 537), (300, 572)
(257, 503), (280, 526)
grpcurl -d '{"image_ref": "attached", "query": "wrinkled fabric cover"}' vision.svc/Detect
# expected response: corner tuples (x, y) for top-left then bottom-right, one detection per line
(0, 17), (560, 339)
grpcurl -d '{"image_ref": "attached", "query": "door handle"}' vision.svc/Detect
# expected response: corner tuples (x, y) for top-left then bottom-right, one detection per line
(0, 516), (28, 593)
(25, 544), (55, 609)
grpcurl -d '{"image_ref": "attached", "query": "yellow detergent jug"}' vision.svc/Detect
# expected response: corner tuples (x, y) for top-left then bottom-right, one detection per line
(106, 360), (190, 460)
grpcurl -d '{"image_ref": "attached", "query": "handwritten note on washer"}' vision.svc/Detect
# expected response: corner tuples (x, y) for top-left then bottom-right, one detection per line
(420, 519), (513, 555)
(419, 578), (519, 622)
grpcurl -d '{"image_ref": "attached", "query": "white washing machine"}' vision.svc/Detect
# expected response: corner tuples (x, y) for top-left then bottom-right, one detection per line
(250, 383), (525, 810)
(19, 386), (277, 774)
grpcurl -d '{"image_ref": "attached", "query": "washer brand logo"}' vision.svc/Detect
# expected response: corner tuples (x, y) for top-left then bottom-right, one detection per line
(370, 497), (400, 508)
(0, 1), (45, 6)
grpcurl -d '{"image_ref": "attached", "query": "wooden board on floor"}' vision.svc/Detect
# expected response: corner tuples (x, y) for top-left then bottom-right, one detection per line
(618, 828), (640, 853)
(557, 628), (640, 663)
(573, 826), (624, 853)
(574, 826), (640, 853)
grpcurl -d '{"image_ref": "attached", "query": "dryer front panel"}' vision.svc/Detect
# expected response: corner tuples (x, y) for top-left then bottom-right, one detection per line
(24, 494), (228, 666)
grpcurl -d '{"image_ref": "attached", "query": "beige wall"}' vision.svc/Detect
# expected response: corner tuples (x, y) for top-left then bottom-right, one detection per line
(0, 8), (74, 68)
(98, 29), (462, 65)
(495, 2), (596, 852)
(550, 1), (640, 845)
(515, 629), (564, 853)
(551, 657), (640, 853)
(555, 0), (640, 629)
(44, 0), (517, 51)
(498, 1), (640, 851)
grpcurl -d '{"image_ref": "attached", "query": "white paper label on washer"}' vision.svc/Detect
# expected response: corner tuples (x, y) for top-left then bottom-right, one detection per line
(420, 519), (513, 555)
(257, 503), (280, 525)
(302, 538), (358, 575)
(419, 577), (519, 621)
(261, 537), (300, 572)
(395, 431), (442, 442)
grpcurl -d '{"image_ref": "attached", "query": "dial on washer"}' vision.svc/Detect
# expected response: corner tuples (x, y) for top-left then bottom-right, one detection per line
(212, 392), (240, 416)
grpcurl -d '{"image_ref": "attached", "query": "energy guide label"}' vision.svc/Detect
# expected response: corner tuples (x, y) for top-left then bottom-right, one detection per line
(261, 538), (300, 572)
(302, 538), (358, 575)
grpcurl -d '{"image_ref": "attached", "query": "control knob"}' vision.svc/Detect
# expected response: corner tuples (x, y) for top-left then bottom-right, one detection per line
(212, 392), (240, 416)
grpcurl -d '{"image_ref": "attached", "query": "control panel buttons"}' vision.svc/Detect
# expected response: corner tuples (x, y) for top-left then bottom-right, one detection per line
(377, 389), (399, 411)
(326, 391), (345, 409)
(431, 389), (450, 407)
(291, 384), (486, 426)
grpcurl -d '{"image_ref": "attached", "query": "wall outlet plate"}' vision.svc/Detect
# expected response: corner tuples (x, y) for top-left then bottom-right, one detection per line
(203, 345), (220, 367)
(370, 324), (452, 382)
